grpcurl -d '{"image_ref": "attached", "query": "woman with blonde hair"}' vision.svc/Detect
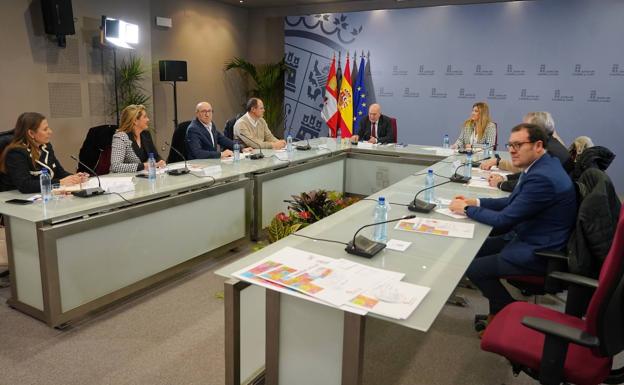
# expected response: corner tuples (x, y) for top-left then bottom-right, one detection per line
(452, 102), (497, 150)
(0, 112), (88, 193)
(110, 104), (165, 173)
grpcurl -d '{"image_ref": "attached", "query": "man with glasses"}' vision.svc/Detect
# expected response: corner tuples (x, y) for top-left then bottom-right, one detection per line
(234, 98), (286, 150)
(350, 103), (394, 144)
(449, 123), (577, 334)
(186, 101), (252, 159)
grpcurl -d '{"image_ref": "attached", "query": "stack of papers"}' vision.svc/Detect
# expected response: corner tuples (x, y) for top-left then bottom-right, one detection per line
(395, 217), (474, 239)
(233, 247), (430, 319)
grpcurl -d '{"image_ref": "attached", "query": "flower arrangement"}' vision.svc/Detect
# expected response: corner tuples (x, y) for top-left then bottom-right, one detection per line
(267, 190), (359, 243)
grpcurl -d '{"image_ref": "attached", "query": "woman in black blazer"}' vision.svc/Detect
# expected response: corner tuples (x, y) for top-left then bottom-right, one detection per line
(0, 112), (88, 193)
(110, 104), (165, 173)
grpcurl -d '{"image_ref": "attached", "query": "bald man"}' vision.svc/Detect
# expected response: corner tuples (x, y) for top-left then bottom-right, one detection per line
(351, 103), (395, 144)
(186, 101), (251, 159)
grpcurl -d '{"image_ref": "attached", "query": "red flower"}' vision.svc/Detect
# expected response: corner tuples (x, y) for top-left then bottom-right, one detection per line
(297, 210), (312, 220)
(276, 212), (289, 222)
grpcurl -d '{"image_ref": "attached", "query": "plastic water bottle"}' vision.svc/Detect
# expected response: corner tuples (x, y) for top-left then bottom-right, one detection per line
(233, 141), (240, 162)
(286, 134), (293, 152)
(148, 153), (157, 181)
(443, 134), (450, 149)
(484, 141), (491, 159)
(373, 196), (389, 243)
(39, 168), (52, 202)
(336, 129), (342, 147)
(464, 152), (473, 179)
(424, 169), (435, 204)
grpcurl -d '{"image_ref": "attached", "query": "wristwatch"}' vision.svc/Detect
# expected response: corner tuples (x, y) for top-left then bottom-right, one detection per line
(464, 205), (470, 214)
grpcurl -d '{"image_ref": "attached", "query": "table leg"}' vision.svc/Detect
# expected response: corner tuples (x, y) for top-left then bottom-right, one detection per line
(265, 289), (281, 385)
(341, 312), (366, 385)
(224, 279), (250, 385)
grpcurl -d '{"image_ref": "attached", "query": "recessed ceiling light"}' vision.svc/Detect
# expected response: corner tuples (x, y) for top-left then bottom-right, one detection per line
(239, 0), (243, 3)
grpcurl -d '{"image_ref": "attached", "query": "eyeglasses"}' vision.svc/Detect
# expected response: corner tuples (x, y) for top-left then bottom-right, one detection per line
(505, 141), (534, 151)
(199, 109), (213, 114)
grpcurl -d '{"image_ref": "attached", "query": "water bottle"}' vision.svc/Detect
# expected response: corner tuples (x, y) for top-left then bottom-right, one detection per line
(424, 169), (435, 204)
(233, 141), (240, 162)
(286, 134), (293, 152)
(373, 196), (389, 243)
(464, 152), (473, 179)
(443, 134), (450, 149)
(336, 128), (342, 147)
(148, 153), (157, 181)
(39, 168), (52, 203)
(484, 141), (491, 159)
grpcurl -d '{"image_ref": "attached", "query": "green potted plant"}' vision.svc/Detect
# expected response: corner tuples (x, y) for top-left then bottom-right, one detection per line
(117, 55), (150, 111)
(224, 57), (288, 138)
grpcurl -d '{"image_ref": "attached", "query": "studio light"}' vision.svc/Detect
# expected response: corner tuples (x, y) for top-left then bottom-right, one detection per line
(101, 16), (139, 49)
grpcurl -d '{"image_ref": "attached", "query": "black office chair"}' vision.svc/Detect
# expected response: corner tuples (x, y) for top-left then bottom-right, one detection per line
(167, 120), (191, 163)
(224, 113), (244, 140)
(77, 125), (117, 175)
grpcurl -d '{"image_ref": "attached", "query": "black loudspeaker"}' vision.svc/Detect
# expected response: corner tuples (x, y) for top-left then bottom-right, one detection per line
(41, 0), (75, 36)
(159, 60), (188, 82)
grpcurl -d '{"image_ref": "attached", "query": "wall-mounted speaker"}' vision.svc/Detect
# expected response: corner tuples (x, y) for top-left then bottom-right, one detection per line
(159, 60), (188, 82)
(41, 0), (75, 38)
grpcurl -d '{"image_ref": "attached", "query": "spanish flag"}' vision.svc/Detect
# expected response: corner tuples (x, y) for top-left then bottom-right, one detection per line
(321, 54), (339, 136)
(337, 54), (353, 137)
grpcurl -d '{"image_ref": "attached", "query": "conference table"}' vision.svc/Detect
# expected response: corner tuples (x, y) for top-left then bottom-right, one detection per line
(215, 143), (508, 385)
(0, 138), (460, 328)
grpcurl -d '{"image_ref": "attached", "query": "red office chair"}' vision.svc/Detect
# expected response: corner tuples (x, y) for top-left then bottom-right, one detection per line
(481, 205), (624, 385)
(389, 117), (397, 143)
(501, 169), (620, 317)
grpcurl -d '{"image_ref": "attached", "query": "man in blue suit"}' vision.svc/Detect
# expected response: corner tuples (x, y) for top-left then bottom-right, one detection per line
(449, 123), (577, 321)
(186, 101), (251, 159)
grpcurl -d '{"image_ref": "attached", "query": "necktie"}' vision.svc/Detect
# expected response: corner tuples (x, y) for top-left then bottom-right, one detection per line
(372, 122), (377, 138)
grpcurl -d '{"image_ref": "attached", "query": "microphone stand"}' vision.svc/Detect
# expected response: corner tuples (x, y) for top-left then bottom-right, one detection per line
(408, 180), (452, 213)
(69, 155), (105, 197)
(345, 214), (416, 258)
(449, 156), (473, 184)
(295, 138), (311, 151)
(238, 133), (265, 159)
(163, 141), (190, 175)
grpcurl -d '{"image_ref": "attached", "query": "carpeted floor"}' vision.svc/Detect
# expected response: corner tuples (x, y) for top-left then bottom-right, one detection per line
(0, 241), (613, 385)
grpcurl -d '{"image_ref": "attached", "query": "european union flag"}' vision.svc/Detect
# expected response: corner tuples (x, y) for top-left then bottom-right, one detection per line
(352, 55), (367, 129)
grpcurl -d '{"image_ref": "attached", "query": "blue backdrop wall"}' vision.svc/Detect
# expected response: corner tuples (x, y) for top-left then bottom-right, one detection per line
(283, 0), (624, 191)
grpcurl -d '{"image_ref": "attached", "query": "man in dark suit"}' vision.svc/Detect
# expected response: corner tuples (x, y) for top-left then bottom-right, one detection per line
(186, 101), (251, 159)
(350, 103), (395, 144)
(449, 123), (577, 321)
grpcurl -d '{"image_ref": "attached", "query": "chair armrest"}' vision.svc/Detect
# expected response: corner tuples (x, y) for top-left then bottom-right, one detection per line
(522, 316), (600, 348)
(535, 249), (568, 261)
(549, 271), (598, 288)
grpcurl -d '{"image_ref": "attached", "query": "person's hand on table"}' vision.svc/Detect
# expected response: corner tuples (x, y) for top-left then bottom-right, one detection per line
(350, 134), (359, 143)
(488, 174), (504, 187)
(221, 149), (234, 159)
(242, 147), (253, 153)
(272, 140), (286, 150)
(60, 174), (83, 186)
(156, 160), (166, 168)
(480, 158), (497, 170)
(368, 136), (378, 144)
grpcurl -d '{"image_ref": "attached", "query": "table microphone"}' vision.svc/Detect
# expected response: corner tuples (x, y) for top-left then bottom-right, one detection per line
(408, 180), (452, 213)
(163, 141), (190, 175)
(69, 155), (105, 197)
(471, 144), (496, 167)
(295, 139), (311, 151)
(450, 156), (473, 184)
(345, 214), (416, 258)
(238, 133), (265, 159)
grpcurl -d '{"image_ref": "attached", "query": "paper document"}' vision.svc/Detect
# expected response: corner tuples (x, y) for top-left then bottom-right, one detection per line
(349, 280), (430, 319)
(435, 207), (467, 219)
(385, 239), (412, 251)
(357, 142), (374, 149)
(232, 247), (366, 314)
(395, 217), (474, 239)
(467, 178), (497, 190)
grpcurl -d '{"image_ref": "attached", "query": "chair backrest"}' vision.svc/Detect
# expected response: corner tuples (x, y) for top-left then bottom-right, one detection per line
(224, 112), (245, 141)
(492, 122), (498, 151)
(78, 125), (117, 174)
(0, 129), (15, 156)
(585, 205), (624, 356)
(388, 117), (398, 143)
(167, 120), (191, 163)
